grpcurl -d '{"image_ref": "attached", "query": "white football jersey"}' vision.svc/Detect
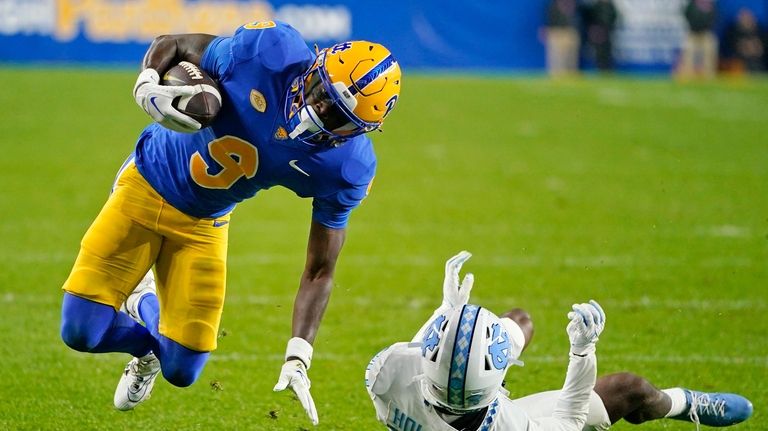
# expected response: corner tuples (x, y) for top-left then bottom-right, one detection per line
(365, 341), (601, 431)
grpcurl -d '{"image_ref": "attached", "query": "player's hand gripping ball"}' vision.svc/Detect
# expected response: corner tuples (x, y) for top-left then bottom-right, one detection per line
(162, 61), (222, 128)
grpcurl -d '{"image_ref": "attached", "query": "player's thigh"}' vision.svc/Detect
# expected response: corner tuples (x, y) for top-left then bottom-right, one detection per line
(62, 184), (162, 308)
(154, 217), (229, 352)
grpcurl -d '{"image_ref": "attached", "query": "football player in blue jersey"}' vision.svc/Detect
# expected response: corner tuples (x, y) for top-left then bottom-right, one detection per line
(59, 20), (401, 425)
(365, 251), (753, 431)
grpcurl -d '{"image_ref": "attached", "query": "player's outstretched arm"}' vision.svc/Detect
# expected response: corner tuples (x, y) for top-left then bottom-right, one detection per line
(528, 300), (605, 431)
(539, 300), (605, 431)
(292, 221), (345, 344)
(273, 221), (345, 426)
(133, 34), (216, 133)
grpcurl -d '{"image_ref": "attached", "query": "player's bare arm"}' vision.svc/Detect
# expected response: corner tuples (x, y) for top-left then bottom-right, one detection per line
(292, 221), (345, 344)
(272, 222), (345, 425)
(140, 33), (216, 73)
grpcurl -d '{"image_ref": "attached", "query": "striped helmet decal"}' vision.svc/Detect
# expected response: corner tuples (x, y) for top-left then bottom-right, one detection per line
(447, 304), (481, 408)
(349, 54), (396, 95)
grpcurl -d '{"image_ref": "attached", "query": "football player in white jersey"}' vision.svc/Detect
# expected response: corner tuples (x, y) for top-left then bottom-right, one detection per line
(365, 251), (753, 431)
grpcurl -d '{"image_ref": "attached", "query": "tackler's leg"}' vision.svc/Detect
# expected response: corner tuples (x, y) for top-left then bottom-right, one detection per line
(665, 388), (753, 427)
(593, 372), (671, 424)
(594, 372), (753, 427)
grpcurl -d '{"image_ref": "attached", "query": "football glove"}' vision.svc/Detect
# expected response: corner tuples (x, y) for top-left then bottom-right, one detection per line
(273, 338), (318, 425)
(566, 299), (606, 356)
(133, 68), (201, 133)
(441, 250), (474, 309)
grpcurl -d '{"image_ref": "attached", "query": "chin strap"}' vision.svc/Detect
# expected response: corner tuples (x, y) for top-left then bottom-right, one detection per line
(288, 105), (324, 139)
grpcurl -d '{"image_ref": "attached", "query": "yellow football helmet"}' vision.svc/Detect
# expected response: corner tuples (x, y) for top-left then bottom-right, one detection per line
(285, 41), (401, 145)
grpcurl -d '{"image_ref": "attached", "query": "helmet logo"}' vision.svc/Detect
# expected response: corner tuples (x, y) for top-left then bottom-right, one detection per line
(487, 323), (511, 370)
(422, 315), (446, 358)
(330, 42), (353, 54)
(384, 95), (398, 117)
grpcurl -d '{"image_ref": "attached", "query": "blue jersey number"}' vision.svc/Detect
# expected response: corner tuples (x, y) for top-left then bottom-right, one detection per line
(244, 21), (276, 30)
(190, 136), (259, 189)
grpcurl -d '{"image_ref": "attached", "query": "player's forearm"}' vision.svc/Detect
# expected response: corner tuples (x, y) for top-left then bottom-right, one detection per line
(291, 274), (334, 344)
(551, 352), (596, 427)
(292, 222), (345, 345)
(141, 34), (216, 73)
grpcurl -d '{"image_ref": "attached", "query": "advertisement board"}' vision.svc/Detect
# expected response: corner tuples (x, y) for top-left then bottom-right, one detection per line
(1, 0), (765, 71)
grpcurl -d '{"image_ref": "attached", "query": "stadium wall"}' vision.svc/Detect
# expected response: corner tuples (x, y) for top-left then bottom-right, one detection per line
(0, 0), (766, 71)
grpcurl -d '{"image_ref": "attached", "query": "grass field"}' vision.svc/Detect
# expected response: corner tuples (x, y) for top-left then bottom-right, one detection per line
(0, 68), (766, 430)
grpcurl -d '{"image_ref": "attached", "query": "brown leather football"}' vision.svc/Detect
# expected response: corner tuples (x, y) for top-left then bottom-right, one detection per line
(162, 61), (221, 127)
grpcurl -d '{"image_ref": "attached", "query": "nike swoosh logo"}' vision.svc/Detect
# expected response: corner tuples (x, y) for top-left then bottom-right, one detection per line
(149, 96), (161, 113)
(213, 220), (229, 227)
(289, 159), (310, 177)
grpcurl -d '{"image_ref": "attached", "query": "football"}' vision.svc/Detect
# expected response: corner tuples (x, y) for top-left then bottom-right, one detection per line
(162, 61), (221, 127)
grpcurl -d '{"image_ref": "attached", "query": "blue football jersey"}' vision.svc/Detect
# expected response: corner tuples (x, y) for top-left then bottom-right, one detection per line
(134, 21), (376, 229)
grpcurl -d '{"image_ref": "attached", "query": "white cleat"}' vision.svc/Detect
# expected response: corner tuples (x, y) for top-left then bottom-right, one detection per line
(120, 271), (157, 323)
(114, 353), (161, 411)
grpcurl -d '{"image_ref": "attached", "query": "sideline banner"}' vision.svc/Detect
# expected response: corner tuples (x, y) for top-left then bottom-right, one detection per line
(0, 0), (765, 71)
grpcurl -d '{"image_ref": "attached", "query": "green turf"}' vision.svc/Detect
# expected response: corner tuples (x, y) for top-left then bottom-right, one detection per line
(0, 68), (765, 430)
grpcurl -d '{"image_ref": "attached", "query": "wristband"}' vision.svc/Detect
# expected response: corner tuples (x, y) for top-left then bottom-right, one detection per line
(570, 343), (596, 357)
(285, 337), (313, 370)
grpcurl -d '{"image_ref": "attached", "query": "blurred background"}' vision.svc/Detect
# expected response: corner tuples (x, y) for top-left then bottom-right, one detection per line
(1, 0), (767, 76)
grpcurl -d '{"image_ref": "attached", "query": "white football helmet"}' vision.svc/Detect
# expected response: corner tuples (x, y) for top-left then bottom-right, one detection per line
(419, 304), (523, 413)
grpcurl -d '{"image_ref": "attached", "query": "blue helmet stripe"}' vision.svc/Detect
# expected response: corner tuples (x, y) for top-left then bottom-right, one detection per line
(348, 54), (396, 96)
(447, 304), (481, 408)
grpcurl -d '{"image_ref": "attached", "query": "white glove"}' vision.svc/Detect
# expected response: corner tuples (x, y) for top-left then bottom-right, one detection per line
(273, 338), (318, 425)
(441, 250), (474, 308)
(566, 300), (606, 356)
(133, 68), (202, 133)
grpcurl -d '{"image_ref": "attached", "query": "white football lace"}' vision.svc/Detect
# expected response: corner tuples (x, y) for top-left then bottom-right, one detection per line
(688, 392), (727, 431)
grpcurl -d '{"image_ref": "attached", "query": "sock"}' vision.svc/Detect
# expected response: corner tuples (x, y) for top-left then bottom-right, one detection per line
(138, 293), (160, 340)
(663, 388), (689, 417)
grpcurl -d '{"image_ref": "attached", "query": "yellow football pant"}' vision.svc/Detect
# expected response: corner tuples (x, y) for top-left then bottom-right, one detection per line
(62, 162), (229, 351)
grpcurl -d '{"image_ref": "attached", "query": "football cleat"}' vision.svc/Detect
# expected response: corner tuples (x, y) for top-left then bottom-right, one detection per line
(120, 271), (157, 324)
(672, 389), (753, 427)
(114, 353), (161, 411)
(285, 40), (401, 145)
